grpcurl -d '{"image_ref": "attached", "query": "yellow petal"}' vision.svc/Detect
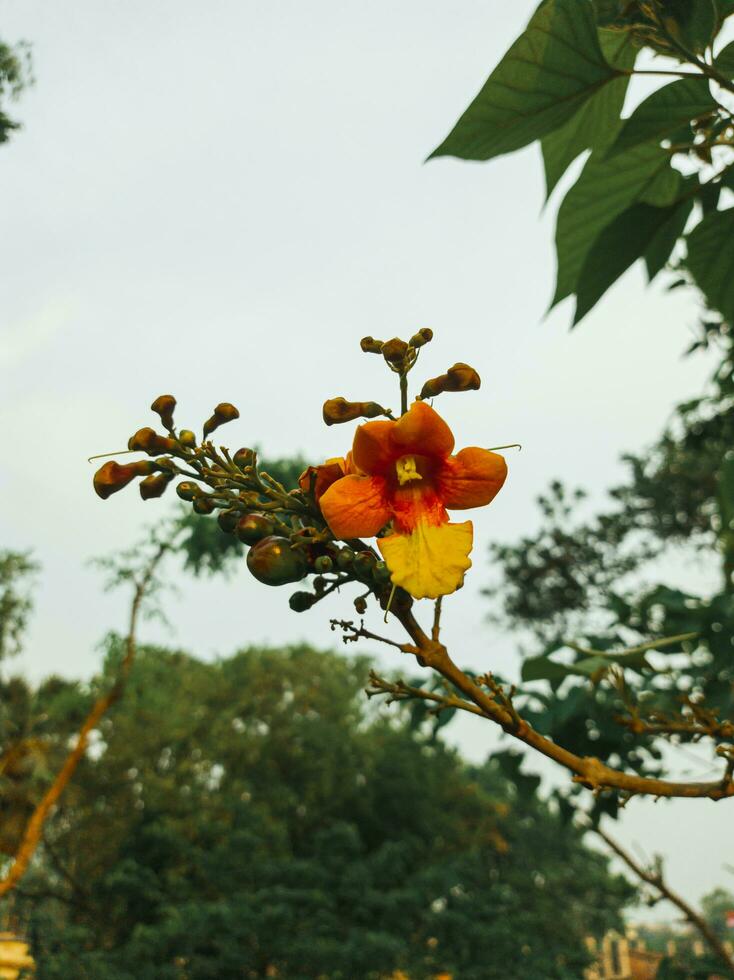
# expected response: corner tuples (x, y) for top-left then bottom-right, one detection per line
(378, 520), (473, 600)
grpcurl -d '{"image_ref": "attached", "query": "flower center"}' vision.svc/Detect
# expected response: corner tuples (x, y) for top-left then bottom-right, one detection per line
(396, 455), (422, 485)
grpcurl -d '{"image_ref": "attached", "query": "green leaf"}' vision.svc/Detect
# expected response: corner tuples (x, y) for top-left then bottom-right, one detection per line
(541, 28), (637, 198)
(718, 454), (734, 543)
(573, 200), (691, 324)
(714, 38), (734, 76)
(430, 0), (622, 163)
(553, 144), (679, 306)
(645, 197), (693, 280)
(669, 0), (718, 54)
(685, 207), (734, 323)
(608, 77), (715, 157)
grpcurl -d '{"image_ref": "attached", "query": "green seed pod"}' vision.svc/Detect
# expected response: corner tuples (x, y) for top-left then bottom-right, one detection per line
(247, 536), (308, 587)
(289, 591), (316, 613)
(354, 551), (375, 576)
(193, 496), (215, 515)
(314, 555), (333, 574)
(336, 548), (354, 570)
(236, 513), (274, 545)
(218, 508), (241, 533)
(179, 429), (197, 448)
(176, 481), (199, 501)
(374, 560), (391, 582)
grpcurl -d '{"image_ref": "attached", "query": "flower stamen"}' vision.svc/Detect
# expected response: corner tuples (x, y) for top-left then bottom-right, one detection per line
(396, 455), (422, 485)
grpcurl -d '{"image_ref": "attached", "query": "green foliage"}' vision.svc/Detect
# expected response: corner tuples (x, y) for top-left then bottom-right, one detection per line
(430, 0), (734, 325)
(701, 886), (734, 940)
(0, 40), (31, 145)
(12, 644), (632, 978)
(430, 0), (622, 163)
(0, 551), (38, 661)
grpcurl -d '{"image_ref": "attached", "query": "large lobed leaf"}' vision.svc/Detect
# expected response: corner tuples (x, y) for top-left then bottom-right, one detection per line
(686, 207), (734, 325)
(608, 76), (716, 157)
(430, 0), (622, 163)
(553, 143), (681, 307)
(542, 27), (638, 198)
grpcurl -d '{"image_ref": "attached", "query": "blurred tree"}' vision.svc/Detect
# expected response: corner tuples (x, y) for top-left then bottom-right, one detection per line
(10, 643), (632, 979)
(702, 886), (734, 941)
(0, 39), (31, 145)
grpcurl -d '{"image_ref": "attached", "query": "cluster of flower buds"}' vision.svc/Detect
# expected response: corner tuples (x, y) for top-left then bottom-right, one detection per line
(91, 392), (393, 613)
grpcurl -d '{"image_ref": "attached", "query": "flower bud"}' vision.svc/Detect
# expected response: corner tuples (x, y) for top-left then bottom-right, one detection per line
(236, 513), (274, 545)
(233, 447), (255, 470)
(176, 481), (199, 501)
(139, 472), (174, 500)
(420, 362), (481, 399)
(218, 508), (241, 533)
(93, 460), (156, 500)
(314, 555), (333, 574)
(360, 336), (383, 354)
(247, 536), (308, 586)
(354, 596), (367, 614)
(203, 402), (240, 438)
(192, 496), (215, 515)
(150, 394), (176, 431)
(322, 399), (387, 427)
(289, 591), (316, 612)
(381, 338), (409, 367)
(178, 429), (196, 448)
(354, 551), (375, 577)
(336, 548), (354, 570)
(128, 427), (177, 455)
(409, 328), (433, 349)
(374, 560), (391, 582)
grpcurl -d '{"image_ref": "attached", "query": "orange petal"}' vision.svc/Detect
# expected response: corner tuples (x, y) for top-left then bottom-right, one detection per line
(392, 401), (454, 459)
(378, 520), (473, 599)
(437, 448), (507, 510)
(298, 458), (345, 501)
(352, 419), (396, 475)
(320, 474), (390, 539)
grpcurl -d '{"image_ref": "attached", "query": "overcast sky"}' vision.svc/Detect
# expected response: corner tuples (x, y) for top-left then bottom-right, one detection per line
(1, 0), (730, 920)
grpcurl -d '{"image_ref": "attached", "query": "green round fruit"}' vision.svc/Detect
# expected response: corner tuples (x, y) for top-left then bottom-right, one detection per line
(176, 481), (199, 501)
(247, 536), (308, 586)
(314, 555), (333, 574)
(336, 548), (354, 570)
(354, 551), (375, 576)
(236, 513), (274, 545)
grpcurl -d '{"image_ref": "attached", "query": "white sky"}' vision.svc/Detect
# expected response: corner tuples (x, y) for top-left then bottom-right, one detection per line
(1, 0), (731, 922)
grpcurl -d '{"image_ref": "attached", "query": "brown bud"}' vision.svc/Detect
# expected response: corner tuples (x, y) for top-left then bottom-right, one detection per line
(203, 402), (240, 439)
(150, 394), (176, 431)
(420, 362), (481, 399)
(128, 427), (177, 455)
(93, 460), (156, 500)
(178, 429), (196, 448)
(233, 447), (256, 470)
(192, 496), (215, 515)
(139, 472), (174, 500)
(322, 398), (387, 426)
(175, 481), (199, 501)
(409, 328), (433, 349)
(360, 336), (384, 354)
(381, 338), (409, 367)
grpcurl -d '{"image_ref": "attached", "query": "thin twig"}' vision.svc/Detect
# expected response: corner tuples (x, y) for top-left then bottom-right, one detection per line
(0, 539), (171, 898)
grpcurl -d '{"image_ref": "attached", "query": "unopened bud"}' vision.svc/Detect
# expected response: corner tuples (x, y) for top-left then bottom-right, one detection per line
(314, 555), (333, 574)
(217, 508), (241, 533)
(322, 398), (387, 426)
(139, 472), (174, 500)
(178, 429), (196, 449)
(374, 560), (391, 582)
(381, 338), (409, 367)
(354, 596), (368, 614)
(93, 460), (156, 500)
(192, 496), (215, 515)
(409, 328), (433, 349)
(233, 447), (256, 470)
(175, 481), (200, 501)
(360, 336), (384, 354)
(150, 394), (176, 431)
(203, 402), (240, 439)
(420, 362), (481, 399)
(128, 427), (177, 455)
(336, 548), (354, 570)
(289, 591), (316, 612)
(236, 513), (274, 545)
(354, 551), (375, 577)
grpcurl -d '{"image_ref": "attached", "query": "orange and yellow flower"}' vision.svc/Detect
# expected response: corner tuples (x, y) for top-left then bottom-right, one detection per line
(317, 401), (507, 600)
